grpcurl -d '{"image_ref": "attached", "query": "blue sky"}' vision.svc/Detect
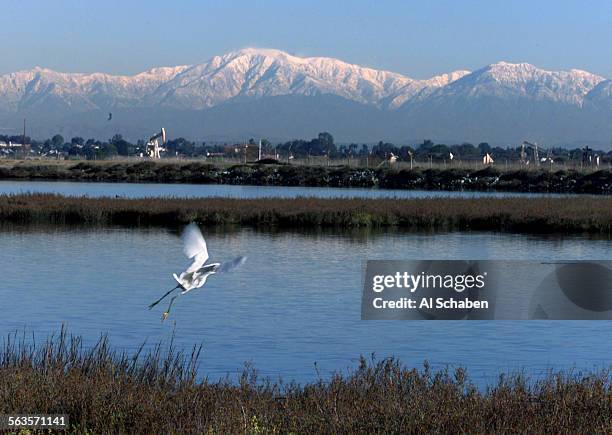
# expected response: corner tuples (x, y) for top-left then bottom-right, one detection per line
(2, 0), (611, 78)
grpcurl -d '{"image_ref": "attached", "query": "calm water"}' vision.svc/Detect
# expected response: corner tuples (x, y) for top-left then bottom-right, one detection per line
(0, 180), (581, 199)
(1, 227), (610, 386)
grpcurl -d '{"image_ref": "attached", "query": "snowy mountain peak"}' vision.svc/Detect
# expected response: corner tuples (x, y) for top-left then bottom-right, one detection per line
(145, 47), (424, 109)
(224, 47), (296, 61)
(436, 61), (606, 104)
(424, 70), (471, 87)
(471, 61), (603, 83)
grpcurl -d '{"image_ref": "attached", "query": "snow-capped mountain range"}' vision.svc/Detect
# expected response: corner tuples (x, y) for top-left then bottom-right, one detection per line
(0, 48), (610, 146)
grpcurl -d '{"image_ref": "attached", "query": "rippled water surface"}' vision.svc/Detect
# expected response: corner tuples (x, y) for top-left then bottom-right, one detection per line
(1, 227), (610, 385)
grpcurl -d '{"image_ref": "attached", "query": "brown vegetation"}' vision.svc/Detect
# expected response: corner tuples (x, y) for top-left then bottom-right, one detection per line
(0, 194), (610, 235)
(1, 330), (610, 434)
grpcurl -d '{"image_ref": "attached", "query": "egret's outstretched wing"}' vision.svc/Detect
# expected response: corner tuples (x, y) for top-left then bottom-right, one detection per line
(186, 252), (208, 273)
(181, 223), (209, 271)
(218, 256), (247, 273)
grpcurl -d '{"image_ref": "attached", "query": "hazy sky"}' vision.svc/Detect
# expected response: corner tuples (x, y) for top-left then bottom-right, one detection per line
(2, 0), (611, 78)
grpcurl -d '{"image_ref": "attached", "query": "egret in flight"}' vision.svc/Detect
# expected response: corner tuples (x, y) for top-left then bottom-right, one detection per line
(148, 223), (246, 320)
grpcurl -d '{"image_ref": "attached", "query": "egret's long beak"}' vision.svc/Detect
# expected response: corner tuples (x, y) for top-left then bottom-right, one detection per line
(148, 284), (180, 310)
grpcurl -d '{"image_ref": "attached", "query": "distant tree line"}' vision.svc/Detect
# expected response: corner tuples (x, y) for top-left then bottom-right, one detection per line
(0, 133), (211, 159)
(274, 135), (611, 165)
(1, 131), (610, 164)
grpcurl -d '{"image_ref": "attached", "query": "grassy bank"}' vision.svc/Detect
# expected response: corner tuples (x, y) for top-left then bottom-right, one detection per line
(1, 160), (611, 193)
(1, 331), (610, 433)
(1, 194), (611, 235)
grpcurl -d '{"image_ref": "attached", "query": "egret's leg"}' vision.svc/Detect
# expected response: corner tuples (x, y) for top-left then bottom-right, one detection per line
(148, 285), (180, 309)
(162, 295), (179, 321)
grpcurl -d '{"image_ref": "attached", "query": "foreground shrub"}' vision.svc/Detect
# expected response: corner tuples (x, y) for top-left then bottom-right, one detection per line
(1, 330), (610, 433)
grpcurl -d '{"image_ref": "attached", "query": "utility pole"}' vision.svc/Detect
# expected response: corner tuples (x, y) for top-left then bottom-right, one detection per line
(22, 118), (26, 158)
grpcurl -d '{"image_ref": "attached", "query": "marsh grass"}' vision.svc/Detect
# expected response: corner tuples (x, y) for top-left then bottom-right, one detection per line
(0, 329), (610, 433)
(0, 194), (611, 235)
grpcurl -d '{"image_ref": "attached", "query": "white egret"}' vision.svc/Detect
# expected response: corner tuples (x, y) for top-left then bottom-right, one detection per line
(148, 223), (246, 320)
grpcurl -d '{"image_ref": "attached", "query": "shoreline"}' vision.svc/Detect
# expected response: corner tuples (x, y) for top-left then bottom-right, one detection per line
(1, 160), (611, 194)
(1, 194), (610, 235)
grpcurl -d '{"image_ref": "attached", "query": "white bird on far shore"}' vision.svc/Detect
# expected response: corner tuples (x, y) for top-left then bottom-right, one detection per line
(148, 223), (246, 320)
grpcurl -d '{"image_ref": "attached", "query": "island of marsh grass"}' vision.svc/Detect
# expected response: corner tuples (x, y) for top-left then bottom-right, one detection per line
(1, 159), (611, 194)
(1, 330), (610, 434)
(1, 194), (611, 235)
